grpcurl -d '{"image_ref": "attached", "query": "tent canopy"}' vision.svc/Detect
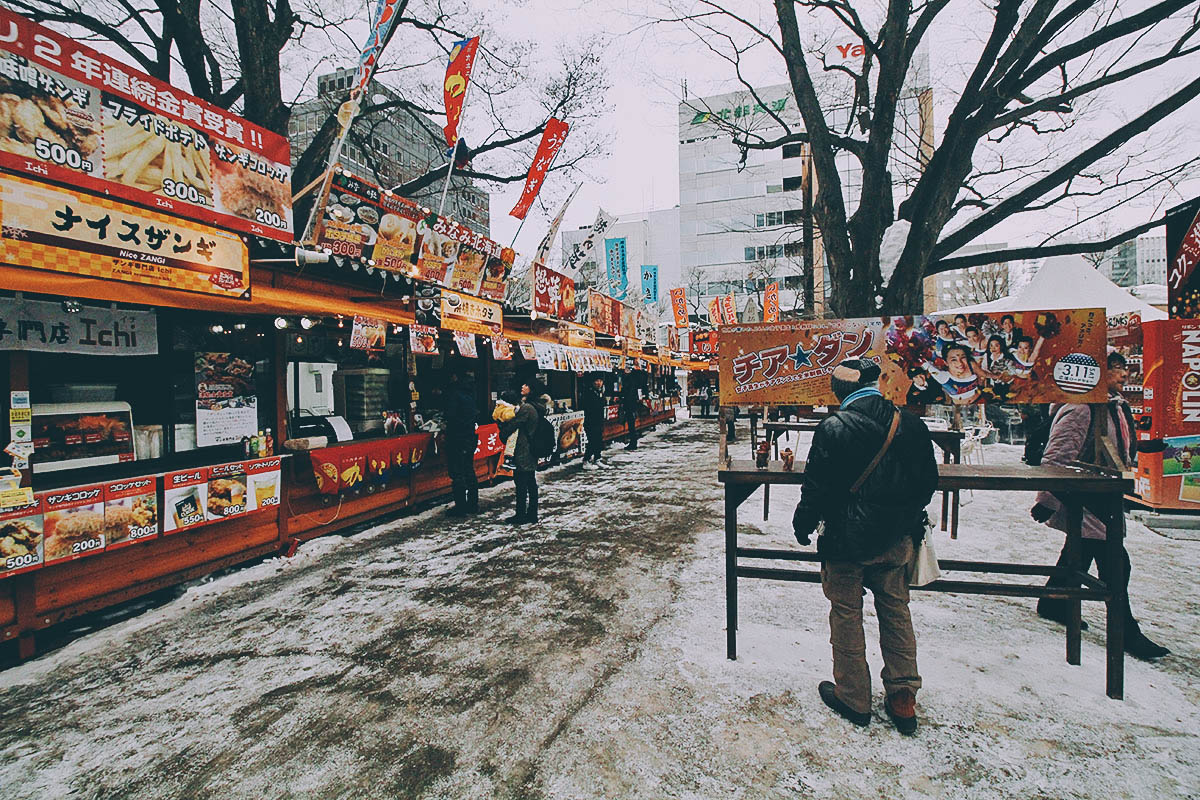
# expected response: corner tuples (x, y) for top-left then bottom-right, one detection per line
(940, 255), (1167, 320)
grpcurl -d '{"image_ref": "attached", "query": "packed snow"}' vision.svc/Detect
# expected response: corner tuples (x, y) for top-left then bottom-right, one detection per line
(0, 418), (1196, 799)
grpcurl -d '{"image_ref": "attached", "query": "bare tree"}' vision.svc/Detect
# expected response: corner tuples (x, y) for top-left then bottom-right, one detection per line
(14, 0), (609, 223)
(655, 0), (1200, 314)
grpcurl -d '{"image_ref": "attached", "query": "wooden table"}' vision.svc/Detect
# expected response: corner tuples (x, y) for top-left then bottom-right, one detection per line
(718, 460), (1132, 699)
(755, 420), (967, 537)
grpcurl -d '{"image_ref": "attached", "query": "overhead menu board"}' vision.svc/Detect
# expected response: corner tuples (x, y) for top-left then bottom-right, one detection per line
(313, 171), (513, 301)
(0, 6), (292, 242)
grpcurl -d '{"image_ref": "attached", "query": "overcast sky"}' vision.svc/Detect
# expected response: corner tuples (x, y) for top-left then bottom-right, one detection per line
(481, 0), (1200, 263)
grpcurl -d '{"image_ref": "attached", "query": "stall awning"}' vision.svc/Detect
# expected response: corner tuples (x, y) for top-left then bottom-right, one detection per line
(0, 263), (417, 324)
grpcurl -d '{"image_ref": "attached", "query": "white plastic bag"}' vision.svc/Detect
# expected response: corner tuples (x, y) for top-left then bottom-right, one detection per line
(910, 518), (941, 587)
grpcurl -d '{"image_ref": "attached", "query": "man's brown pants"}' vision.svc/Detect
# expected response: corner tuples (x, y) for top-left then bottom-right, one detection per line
(820, 536), (922, 714)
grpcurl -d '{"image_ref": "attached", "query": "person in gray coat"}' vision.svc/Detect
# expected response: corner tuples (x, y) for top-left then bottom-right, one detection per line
(1030, 350), (1169, 660)
(499, 380), (548, 524)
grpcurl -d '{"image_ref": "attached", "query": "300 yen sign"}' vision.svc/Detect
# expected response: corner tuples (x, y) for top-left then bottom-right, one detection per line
(162, 178), (208, 205)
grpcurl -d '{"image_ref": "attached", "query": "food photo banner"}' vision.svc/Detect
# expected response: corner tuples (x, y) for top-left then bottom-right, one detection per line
(313, 170), (513, 301)
(1, 174), (249, 298)
(718, 309), (1108, 406)
(0, 6), (292, 241)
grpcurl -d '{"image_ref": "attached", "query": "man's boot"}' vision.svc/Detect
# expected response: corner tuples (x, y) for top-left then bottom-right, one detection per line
(466, 485), (479, 514)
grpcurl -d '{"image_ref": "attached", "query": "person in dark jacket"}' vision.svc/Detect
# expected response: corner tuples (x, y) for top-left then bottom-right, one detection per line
(621, 370), (641, 450)
(1030, 350), (1169, 660)
(497, 380), (548, 524)
(581, 375), (607, 468)
(442, 369), (479, 516)
(793, 358), (938, 734)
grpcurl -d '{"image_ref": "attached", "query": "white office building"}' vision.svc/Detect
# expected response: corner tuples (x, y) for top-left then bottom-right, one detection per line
(677, 77), (930, 323)
(1135, 231), (1167, 285)
(560, 206), (680, 306)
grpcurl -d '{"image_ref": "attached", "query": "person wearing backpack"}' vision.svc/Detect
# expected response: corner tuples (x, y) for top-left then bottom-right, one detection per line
(792, 358), (939, 734)
(499, 380), (549, 524)
(1029, 350), (1169, 661)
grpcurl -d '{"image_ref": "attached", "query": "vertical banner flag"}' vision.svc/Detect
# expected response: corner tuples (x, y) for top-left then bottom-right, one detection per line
(509, 118), (570, 219)
(708, 296), (725, 326)
(564, 209), (617, 277)
(764, 281), (780, 323)
(534, 183), (582, 265)
(443, 37), (481, 147)
(723, 293), (738, 324)
(670, 287), (689, 327)
(355, 0), (404, 93)
(605, 238), (629, 300)
(1168, 202), (1200, 317)
(641, 265), (659, 305)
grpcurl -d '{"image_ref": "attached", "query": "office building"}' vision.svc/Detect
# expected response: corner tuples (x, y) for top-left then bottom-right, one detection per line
(923, 244), (1010, 311)
(1135, 231), (1167, 285)
(289, 67), (490, 235)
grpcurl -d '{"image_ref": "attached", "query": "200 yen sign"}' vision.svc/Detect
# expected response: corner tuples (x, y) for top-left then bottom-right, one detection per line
(71, 537), (104, 555)
(255, 208), (286, 229)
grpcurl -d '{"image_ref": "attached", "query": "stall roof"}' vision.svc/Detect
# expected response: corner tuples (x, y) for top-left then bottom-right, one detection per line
(939, 255), (1167, 320)
(0, 263), (418, 324)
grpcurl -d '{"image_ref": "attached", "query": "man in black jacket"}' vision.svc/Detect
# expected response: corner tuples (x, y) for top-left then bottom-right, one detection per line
(443, 369), (479, 516)
(621, 369), (641, 450)
(794, 358), (939, 734)
(581, 375), (607, 468)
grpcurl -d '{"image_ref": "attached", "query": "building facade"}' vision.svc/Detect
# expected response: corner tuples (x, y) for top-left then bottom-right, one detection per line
(560, 208), (681, 304)
(289, 67), (490, 236)
(923, 244), (1010, 312)
(1135, 231), (1167, 285)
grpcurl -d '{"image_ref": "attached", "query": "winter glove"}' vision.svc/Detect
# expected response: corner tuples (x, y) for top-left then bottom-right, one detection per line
(1030, 503), (1054, 523)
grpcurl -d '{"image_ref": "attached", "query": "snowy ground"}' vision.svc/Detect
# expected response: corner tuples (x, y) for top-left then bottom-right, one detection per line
(1, 418), (1198, 799)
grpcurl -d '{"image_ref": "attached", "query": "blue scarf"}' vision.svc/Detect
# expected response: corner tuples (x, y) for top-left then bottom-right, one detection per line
(839, 386), (882, 408)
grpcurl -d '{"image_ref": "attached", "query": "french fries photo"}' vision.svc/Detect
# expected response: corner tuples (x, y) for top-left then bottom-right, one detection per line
(102, 112), (212, 202)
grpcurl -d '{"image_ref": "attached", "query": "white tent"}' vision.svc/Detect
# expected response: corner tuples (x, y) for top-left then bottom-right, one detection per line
(942, 254), (1167, 320)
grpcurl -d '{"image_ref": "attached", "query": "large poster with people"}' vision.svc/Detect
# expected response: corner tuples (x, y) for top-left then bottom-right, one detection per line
(718, 309), (1108, 406)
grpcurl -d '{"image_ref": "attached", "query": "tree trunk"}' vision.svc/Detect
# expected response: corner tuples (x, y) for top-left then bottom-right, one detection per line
(230, 0), (293, 135)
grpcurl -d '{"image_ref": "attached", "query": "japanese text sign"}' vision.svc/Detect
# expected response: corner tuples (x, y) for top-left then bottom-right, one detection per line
(764, 282), (780, 323)
(564, 208), (615, 274)
(509, 117), (569, 220)
(1167, 198), (1200, 318)
(718, 310), (1108, 406)
(0, 7), (292, 241)
(1, 174), (249, 297)
(605, 237), (628, 300)
(440, 289), (502, 336)
(641, 265), (658, 304)
(532, 262), (576, 320)
(670, 287), (688, 328)
(0, 296), (157, 355)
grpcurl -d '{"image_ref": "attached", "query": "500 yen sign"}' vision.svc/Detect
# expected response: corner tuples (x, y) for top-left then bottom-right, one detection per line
(35, 138), (94, 173)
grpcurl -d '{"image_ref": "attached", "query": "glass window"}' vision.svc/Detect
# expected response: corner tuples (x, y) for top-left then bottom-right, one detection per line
(784, 209), (802, 225)
(782, 176), (802, 192)
(782, 143), (804, 159)
(744, 247), (756, 261)
(755, 214), (765, 228)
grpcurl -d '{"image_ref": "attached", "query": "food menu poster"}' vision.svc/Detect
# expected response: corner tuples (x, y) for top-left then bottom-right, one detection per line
(0, 6), (292, 242)
(313, 171), (513, 301)
(104, 475), (157, 549)
(1, 174), (250, 300)
(718, 310), (1108, 407)
(0, 496), (43, 578)
(195, 352), (258, 447)
(491, 337), (513, 360)
(163, 467), (208, 532)
(410, 324), (439, 355)
(40, 483), (106, 564)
